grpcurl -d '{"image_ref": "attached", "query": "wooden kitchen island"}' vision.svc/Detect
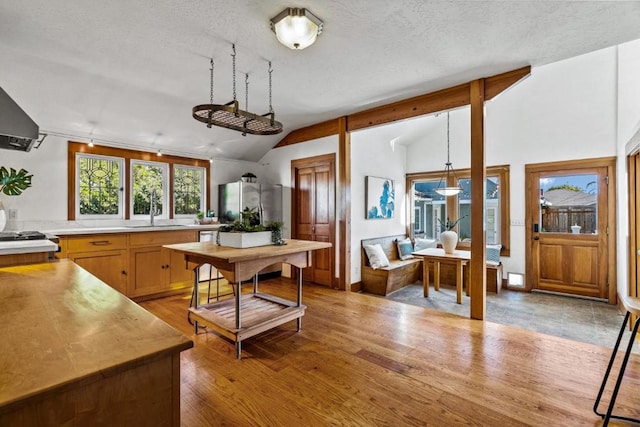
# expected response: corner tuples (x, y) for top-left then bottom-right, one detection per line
(0, 260), (193, 426)
(165, 239), (332, 359)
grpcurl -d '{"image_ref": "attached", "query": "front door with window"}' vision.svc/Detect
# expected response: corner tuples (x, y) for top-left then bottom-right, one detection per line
(525, 158), (615, 300)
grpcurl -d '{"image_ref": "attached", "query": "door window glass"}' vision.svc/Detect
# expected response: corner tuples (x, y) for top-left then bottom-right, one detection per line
(539, 174), (597, 234)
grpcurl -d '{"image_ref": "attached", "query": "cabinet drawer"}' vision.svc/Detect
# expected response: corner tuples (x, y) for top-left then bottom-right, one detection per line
(129, 230), (198, 247)
(67, 234), (128, 252)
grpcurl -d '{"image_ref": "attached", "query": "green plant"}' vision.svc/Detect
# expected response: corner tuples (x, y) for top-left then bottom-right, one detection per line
(196, 211), (205, 219)
(0, 167), (32, 196)
(438, 215), (467, 232)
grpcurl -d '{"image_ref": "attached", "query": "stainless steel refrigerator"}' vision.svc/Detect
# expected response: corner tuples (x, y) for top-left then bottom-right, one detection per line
(218, 181), (283, 225)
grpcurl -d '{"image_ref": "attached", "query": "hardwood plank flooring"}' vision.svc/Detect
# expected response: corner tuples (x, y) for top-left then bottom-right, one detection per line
(140, 277), (640, 426)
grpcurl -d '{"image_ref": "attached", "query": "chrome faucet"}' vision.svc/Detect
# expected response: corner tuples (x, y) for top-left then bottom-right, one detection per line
(149, 188), (160, 226)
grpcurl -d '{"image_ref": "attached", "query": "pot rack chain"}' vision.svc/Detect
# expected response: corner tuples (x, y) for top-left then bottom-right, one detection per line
(209, 58), (214, 105)
(231, 44), (237, 102)
(245, 73), (249, 111)
(191, 43), (283, 135)
(268, 61), (273, 114)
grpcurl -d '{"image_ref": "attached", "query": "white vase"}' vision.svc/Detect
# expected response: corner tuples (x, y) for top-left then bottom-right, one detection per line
(440, 230), (458, 254)
(0, 199), (5, 232)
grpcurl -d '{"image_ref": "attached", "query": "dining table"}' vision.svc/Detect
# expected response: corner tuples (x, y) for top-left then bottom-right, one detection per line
(412, 247), (471, 304)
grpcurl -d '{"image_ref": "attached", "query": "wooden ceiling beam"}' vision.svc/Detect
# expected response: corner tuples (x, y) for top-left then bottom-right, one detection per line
(484, 66), (531, 101)
(346, 83), (470, 132)
(274, 118), (341, 148)
(273, 66), (531, 146)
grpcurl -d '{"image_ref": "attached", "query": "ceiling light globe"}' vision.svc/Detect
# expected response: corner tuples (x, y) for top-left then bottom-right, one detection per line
(271, 8), (323, 50)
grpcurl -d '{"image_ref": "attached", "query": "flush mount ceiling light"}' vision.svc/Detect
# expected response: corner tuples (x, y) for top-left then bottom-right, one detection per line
(192, 44), (283, 136)
(270, 7), (323, 50)
(435, 112), (463, 197)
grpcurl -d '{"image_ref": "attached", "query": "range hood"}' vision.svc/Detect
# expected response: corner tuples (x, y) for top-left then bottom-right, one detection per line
(0, 87), (40, 152)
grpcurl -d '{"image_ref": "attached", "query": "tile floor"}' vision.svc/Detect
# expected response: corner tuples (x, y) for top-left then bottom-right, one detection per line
(385, 282), (640, 353)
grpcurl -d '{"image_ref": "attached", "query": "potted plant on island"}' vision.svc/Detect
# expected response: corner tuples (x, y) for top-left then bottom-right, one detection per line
(438, 215), (467, 254)
(216, 207), (284, 248)
(0, 167), (33, 232)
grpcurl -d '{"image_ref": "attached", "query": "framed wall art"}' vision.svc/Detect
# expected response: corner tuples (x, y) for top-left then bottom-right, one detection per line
(365, 176), (395, 219)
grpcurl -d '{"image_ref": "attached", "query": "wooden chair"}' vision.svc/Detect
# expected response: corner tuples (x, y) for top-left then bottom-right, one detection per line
(593, 295), (640, 425)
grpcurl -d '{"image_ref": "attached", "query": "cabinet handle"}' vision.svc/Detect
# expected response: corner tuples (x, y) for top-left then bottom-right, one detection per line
(90, 240), (110, 246)
(165, 264), (170, 269)
(122, 270), (127, 275)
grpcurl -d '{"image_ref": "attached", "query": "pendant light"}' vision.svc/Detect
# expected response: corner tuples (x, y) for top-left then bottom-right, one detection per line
(434, 112), (463, 197)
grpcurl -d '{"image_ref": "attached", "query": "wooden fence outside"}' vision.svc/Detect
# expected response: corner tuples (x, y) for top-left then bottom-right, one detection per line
(542, 207), (596, 233)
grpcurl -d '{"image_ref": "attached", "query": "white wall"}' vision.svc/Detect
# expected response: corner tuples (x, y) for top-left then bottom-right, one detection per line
(350, 127), (408, 282)
(0, 135), (68, 224)
(406, 46), (619, 284)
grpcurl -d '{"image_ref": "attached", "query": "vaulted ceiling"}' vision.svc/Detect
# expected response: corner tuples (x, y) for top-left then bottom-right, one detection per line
(1, 1), (640, 161)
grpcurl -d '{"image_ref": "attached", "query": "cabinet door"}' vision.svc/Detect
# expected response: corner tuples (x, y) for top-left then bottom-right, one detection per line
(167, 248), (194, 286)
(129, 246), (166, 297)
(70, 250), (128, 294)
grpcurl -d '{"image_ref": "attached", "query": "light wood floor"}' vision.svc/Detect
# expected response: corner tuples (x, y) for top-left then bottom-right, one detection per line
(140, 277), (640, 426)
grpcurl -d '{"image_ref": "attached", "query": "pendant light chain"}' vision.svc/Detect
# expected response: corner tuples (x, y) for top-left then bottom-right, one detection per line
(446, 111), (451, 163)
(268, 61), (274, 114)
(209, 58), (214, 105)
(231, 44), (237, 102)
(245, 73), (249, 110)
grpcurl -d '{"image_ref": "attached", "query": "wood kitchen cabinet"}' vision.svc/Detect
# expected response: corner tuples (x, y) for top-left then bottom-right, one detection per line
(65, 234), (128, 295)
(128, 230), (199, 299)
(59, 229), (201, 300)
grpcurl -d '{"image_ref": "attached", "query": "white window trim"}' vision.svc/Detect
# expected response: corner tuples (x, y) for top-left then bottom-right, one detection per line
(76, 153), (124, 220)
(130, 160), (170, 220)
(173, 164), (206, 218)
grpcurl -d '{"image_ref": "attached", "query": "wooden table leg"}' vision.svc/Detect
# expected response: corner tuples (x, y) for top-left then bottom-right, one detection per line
(456, 260), (463, 304)
(434, 261), (440, 291)
(464, 263), (470, 296)
(423, 259), (430, 297)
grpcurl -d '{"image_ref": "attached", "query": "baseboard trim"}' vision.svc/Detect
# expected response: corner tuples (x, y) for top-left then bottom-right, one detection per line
(350, 281), (362, 292)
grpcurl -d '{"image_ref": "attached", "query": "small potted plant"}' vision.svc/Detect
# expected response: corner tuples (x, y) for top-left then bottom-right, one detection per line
(216, 206), (279, 248)
(0, 167), (33, 231)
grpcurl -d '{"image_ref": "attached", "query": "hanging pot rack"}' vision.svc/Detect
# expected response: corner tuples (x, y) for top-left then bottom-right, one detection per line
(192, 44), (283, 136)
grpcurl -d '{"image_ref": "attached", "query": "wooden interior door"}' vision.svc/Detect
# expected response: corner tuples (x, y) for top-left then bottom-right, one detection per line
(525, 158), (615, 300)
(292, 154), (335, 287)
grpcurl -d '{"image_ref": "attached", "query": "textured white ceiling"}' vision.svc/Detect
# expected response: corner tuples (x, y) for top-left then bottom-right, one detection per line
(1, 1), (640, 161)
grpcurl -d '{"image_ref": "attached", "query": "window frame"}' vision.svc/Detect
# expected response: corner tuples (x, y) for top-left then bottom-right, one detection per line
(130, 159), (170, 220)
(75, 153), (125, 220)
(173, 164), (206, 218)
(68, 141), (210, 221)
(406, 164), (510, 256)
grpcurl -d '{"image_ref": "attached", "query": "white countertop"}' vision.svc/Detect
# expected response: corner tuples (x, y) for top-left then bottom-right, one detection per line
(42, 224), (222, 236)
(0, 239), (58, 255)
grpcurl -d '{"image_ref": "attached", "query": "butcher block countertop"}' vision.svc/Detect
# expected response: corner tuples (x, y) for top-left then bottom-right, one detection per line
(0, 260), (193, 424)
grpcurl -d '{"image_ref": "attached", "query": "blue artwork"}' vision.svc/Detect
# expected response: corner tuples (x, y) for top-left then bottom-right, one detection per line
(366, 176), (394, 219)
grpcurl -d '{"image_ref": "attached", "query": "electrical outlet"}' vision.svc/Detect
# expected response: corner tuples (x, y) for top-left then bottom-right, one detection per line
(8, 209), (18, 220)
